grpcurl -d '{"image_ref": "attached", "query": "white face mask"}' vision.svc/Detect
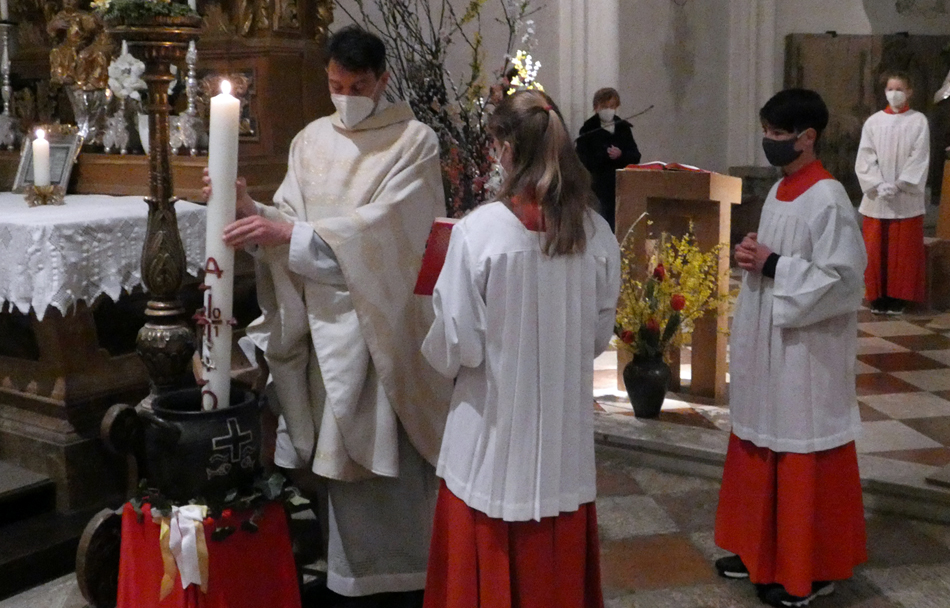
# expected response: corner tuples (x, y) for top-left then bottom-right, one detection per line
(885, 90), (907, 109)
(598, 108), (616, 122)
(331, 93), (377, 129)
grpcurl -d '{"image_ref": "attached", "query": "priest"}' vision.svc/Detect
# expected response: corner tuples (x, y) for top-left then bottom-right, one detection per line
(215, 25), (452, 603)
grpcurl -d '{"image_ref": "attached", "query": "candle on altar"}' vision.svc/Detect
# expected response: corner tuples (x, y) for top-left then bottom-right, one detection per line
(188, 0), (196, 11)
(0, 0), (8, 21)
(32, 129), (50, 187)
(200, 80), (240, 410)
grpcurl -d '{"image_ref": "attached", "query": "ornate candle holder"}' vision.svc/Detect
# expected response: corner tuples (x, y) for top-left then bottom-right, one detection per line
(107, 16), (202, 399)
(25, 184), (66, 207)
(0, 21), (19, 150)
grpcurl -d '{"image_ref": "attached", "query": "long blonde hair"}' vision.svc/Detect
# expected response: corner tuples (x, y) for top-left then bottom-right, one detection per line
(488, 90), (596, 256)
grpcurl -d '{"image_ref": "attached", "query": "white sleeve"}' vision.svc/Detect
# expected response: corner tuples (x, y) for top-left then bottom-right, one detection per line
(896, 117), (931, 194)
(421, 225), (487, 378)
(772, 192), (867, 329)
(594, 228), (622, 355)
(854, 119), (884, 194)
(287, 222), (345, 285)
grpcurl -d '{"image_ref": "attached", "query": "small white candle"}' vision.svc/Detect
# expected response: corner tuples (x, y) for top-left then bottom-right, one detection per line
(188, 0), (196, 11)
(1, 0), (8, 21)
(201, 80), (240, 410)
(32, 129), (50, 187)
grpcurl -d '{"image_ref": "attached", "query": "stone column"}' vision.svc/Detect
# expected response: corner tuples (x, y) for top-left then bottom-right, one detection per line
(557, 0), (619, 134)
(726, 0), (777, 168)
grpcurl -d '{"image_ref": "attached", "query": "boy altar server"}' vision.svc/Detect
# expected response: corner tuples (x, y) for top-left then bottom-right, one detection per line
(855, 70), (930, 315)
(714, 89), (868, 608)
(216, 25), (452, 604)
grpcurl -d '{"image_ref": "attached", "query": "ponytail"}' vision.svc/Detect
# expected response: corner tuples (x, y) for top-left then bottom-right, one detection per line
(488, 91), (596, 255)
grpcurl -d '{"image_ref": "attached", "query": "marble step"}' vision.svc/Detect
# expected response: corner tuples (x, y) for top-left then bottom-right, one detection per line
(0, 461), (55, 528)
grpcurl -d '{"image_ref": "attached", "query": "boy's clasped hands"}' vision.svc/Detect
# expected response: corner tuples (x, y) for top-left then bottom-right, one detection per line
(735, 232), (774, 275)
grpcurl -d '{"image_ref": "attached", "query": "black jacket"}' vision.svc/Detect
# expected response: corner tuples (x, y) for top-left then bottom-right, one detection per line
(575, 114), (641, 229)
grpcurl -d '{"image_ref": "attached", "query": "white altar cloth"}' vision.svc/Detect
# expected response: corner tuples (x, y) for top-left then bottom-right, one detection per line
(0, 193), (206, 320)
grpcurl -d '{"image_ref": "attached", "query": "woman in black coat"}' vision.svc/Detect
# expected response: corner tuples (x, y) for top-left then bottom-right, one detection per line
(575, 87), (641, 232)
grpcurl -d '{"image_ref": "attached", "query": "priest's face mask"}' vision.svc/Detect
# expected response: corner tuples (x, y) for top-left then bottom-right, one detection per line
(327, 60), (390, 128)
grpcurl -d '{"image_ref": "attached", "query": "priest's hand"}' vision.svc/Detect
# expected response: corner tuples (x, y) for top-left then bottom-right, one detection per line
(202, 168), (256, 219)
(607, 145), (622, 160)
(735, 233), (773, 274)
(222, 215), (293, 249)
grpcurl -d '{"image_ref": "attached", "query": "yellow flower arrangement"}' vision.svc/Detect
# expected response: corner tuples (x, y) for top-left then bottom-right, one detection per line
(614, 222), (725, 360)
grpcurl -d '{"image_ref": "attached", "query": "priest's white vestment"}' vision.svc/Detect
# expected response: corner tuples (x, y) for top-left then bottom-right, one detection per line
(246, 100), (453, 595)
(728, 177), (867, 453)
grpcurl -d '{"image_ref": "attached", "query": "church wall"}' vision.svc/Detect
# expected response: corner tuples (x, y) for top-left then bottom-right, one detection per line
(773, 1), (950, 90)
(615, 0), (731, 173)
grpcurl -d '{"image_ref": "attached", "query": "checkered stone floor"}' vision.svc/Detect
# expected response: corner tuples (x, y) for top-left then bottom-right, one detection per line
(594, 309), (950, 472)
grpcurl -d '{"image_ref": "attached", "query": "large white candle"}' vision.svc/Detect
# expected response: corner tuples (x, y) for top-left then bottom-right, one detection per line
(1, 0), (8, 21)
(32, 129), (50, 187)
(200, 80), (240, 411)
(188, 0), (197, 10)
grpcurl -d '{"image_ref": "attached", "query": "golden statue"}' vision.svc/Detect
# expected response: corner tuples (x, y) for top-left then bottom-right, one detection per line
(76, 30), (114, 91)
(47, 0), (101, 87)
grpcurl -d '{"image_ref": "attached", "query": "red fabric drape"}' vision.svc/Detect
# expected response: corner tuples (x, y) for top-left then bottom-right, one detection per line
(715, 434), (867, 597)
(863, 215), (926, 303)
(423, 481), (603, 608)
(117, 502), (301, 608)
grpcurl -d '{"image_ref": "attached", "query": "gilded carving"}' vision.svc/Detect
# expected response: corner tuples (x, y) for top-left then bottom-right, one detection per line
(314, 0), (334, 44)
(273, 0), (299, 31)
(47, 0), (104, 89)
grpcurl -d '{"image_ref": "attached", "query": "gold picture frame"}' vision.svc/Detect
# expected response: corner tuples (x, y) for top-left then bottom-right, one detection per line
(13, 124), (84, 193)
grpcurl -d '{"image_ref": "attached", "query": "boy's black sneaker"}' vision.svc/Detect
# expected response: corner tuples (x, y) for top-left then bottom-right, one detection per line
(759, 581), (835, 607)
(714, 554), (749, 579)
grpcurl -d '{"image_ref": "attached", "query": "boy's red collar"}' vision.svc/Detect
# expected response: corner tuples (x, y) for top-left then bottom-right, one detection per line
(776, 160), (834, 201)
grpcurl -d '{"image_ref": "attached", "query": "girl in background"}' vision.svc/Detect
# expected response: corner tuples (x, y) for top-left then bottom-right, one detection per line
(855, 70), (930, 315)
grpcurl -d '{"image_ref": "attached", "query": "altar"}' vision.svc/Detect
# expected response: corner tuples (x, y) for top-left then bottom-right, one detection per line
(0, 193), (205, 511)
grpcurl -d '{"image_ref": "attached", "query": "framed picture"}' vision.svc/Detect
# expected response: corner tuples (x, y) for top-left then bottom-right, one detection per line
(13, 125), (83, 193)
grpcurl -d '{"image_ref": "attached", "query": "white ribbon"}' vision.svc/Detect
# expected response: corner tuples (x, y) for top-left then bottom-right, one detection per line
(168, 505), (209, 590)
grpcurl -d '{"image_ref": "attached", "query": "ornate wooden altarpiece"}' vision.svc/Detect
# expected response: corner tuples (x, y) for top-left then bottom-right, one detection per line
(0, 0), (334, 513)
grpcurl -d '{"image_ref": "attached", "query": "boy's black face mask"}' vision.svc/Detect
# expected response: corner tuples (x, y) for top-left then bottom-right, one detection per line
(761, 135), (802, 167)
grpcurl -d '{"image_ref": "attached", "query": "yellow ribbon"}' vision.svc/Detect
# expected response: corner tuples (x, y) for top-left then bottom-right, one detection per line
(155, 506), (210, 600)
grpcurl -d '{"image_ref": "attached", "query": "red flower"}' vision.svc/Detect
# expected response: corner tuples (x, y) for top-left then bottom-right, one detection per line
(221, 509), (233, 520)
(645, 318), (660, 334)
(671, 294), (686, 311)
(652, 264), (666, 281)
(621, 330), (635, 344)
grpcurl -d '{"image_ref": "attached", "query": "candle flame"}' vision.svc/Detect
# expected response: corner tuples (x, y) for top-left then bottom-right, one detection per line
(220, 80), (231, 96)
(35, 128), (45, 140)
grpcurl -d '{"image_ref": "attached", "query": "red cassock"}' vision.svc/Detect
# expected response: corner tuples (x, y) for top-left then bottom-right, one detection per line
(862, 215), (926, 303)
(715, 434), (867, 597)
(117, 502), (301, 608)
(423, 481), (604, 608)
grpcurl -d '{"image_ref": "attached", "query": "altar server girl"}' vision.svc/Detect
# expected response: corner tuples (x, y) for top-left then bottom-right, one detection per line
(421, 90), (621, 608)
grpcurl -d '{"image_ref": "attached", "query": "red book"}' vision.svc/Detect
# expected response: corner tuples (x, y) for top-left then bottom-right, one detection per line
(414, 217), (459, 296)
(625, 161), (709, 173)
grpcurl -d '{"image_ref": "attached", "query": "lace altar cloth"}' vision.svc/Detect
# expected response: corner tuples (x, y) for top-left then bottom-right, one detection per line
(0, 193), (206, 321)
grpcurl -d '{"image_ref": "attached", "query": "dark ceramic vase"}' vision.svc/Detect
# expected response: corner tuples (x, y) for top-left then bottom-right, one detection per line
(623, 355), (671, 418)
(144, 386), (261, 503)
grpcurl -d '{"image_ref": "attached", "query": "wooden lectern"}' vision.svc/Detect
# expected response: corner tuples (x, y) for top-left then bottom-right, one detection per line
(615, 169), (742, 401)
